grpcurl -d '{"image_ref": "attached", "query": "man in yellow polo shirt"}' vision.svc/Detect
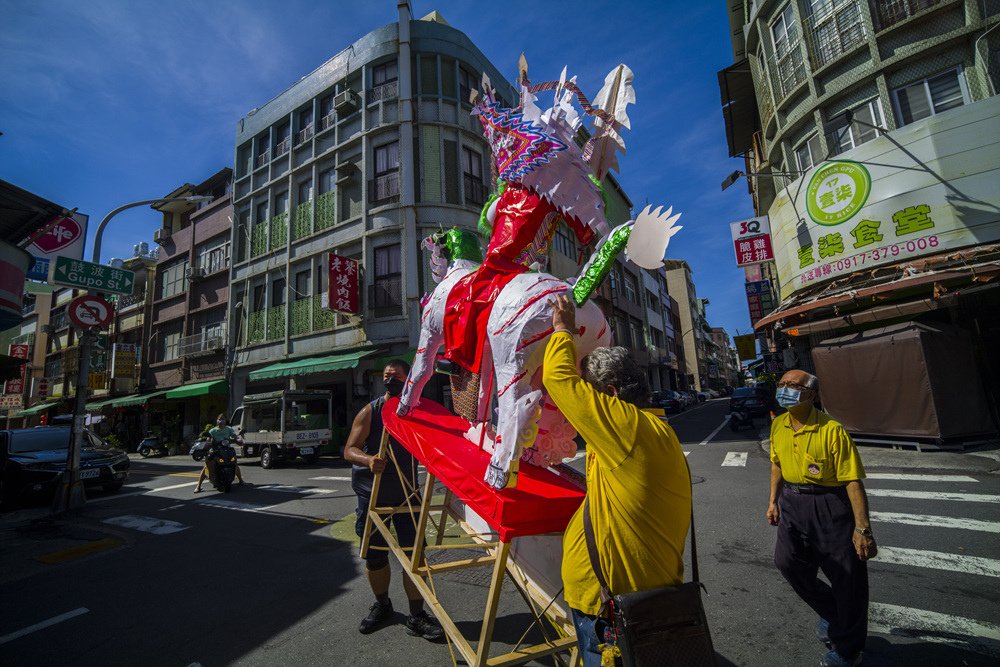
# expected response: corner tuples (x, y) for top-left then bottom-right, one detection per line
(543, 295), (691, 666)
(767, 370), (876, 667)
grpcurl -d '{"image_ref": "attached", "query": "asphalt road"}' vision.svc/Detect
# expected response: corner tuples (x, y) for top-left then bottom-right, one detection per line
(1, 399), (997, 666)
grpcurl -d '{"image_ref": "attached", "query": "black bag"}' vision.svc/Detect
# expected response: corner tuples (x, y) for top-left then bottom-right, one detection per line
(582, 463), (716, 666)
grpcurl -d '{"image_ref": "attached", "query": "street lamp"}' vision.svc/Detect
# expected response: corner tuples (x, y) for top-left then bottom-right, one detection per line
(53, 194), (214, 514)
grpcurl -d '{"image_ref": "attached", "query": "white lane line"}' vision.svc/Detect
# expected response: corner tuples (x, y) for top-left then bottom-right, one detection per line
(102, 515), (188, 535)
(310, 476), (352, 481)
(867, 489), (999, 503)
(870, 511), (1000, 534)
(697, 417), (730, 446)
(870, 602), (1000, 659)
(87, 481), (199, 503)
(258, 484), (333, 494)
(196, 498), (277, 513)
(721, 452), (747, 467)
(867, 473), (978, 483)
(873, 545), (1000, 578)
(0, 607), (90, 645)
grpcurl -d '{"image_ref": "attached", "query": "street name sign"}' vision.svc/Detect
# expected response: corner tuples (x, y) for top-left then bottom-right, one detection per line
(51, 256), (135, 295)
(68, 295), (114, 329)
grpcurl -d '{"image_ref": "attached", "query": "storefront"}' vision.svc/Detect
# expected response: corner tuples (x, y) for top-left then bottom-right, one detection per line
(163, 379), (229, 440)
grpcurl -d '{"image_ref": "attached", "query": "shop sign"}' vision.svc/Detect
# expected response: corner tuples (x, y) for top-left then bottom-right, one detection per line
(734, 334), (757, 362)
(111, 343), (138, 379)
(730, 216), (774, 267)
(328, 253), (360, 314)
(88, 372), (108, 390)
(4, 343), (31, 396)
(24, 213), (89, 282)
(768, 97), (1000, 300)
(0, 395), (23, 409)
(37, 377), (49, 399)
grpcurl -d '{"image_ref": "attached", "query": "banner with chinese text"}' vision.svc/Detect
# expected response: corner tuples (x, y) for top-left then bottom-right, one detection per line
(4, 343), (30, 396)
(328, 253), (360, 314)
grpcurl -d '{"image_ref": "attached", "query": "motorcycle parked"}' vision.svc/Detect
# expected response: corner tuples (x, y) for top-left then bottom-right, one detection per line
(137, 436), (170, 458)
(207, 439), (239, 493)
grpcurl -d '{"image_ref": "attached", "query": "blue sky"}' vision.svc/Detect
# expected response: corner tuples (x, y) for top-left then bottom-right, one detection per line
(1, 0), (756, 339)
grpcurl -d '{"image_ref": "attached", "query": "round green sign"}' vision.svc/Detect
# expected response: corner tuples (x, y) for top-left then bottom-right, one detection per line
(805, 160), (871, 226)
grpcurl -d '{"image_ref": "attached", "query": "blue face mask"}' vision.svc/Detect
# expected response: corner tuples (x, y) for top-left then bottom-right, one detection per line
(776, 386), (802, 408)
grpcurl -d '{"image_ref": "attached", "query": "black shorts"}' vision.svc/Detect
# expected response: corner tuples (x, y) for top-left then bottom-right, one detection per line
(353, 473), (421, 570)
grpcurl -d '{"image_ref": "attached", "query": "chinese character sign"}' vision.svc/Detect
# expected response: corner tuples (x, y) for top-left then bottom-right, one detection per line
(4, 343), (30, 396)
(111, 343), (138, 379)
(730, 217), (774, 267)
(767, 99), (1000, 301)
(328, 253), (360, 314)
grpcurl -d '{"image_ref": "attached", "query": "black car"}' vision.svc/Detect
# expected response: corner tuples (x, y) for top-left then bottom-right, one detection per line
(730, 387), (771, 418)
(0, 427), (129, 508)
(652, 390), (684, 414)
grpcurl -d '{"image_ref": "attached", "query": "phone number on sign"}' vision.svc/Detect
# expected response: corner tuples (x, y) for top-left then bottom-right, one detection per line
(800, 234), (939, 283)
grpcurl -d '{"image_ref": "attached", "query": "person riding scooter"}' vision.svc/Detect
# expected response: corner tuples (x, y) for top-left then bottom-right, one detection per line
(194, 413), (245, 493)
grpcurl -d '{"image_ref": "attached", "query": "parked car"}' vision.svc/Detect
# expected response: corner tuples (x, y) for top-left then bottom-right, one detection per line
(678, 390), (697, 407)
(0, 427), (129, 508)
(730, 387), (771, 418)
(652, 390), (685, 414)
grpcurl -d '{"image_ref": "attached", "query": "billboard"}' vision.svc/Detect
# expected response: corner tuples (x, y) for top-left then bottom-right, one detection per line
(111, 343), (138, 379)
(4, 343), (30, 396)
(24, 212), (89, 281)
(730, 216), (774, 267)
(734, 334), (757, 362)
(768, 96), (1000, 300)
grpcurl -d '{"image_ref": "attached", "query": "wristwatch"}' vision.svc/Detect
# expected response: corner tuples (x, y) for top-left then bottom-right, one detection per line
(855, 527), (873, 538)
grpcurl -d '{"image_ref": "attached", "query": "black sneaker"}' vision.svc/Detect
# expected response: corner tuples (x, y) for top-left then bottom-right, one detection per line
(405, 609), (444, 641)
(359, 599), (393, 634)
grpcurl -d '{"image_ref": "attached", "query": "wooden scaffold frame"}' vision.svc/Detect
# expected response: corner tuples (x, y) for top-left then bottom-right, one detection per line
(360, 429), (580, 667)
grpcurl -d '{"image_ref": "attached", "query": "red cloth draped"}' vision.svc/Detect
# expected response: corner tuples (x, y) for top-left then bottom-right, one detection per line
(382, 397), (584, 541)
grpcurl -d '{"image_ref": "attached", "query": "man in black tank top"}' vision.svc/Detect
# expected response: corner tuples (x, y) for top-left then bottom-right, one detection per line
(344, 359), (442, 641)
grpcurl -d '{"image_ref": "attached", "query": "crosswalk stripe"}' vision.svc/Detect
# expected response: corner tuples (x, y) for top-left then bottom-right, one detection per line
(102, 515), (188, 535)
(871, 511), (1000, 534)
(867, 473), (979, 483)
(196, 498), (276, 513)
(873, 545), (1000, 578)
(258, 484), (333, 494)
(310, 476), (352, 481)
(867, 489), (999, 503)
(721, 452), (747, 467)
(869, 602), (1000, 659)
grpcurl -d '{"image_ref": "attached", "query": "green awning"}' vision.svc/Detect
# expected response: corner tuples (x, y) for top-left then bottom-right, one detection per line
(97, 390), (169, 409)
(248, 349), (378, 382)
(14, 401), (60, 417)
(165, 379), (228, 400)
(85, 397), (116, 412)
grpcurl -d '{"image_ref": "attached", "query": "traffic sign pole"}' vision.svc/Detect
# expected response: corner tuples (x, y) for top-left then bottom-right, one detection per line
(53, 328), (93, 514)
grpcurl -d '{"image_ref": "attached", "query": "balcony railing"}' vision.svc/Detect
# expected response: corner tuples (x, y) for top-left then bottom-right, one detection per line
(369, 171), (400, 204)
(748, 57), (776, 129)
(367, 80), (399, 105)
(274, 138), (290, 158)
(872, 0), (943, 31)
(315, 191), (335, 232)
(116, 291), (146, 311)
(463, 174), (487, 206)
(22, 301), (36, 315)
(369, 276), (402, 318)
(255, 150), (270, 168)
(295, 126), (314, 145)
(179, 326), (227, 357)
(804, 0), (866, 70)
(768, 43), (808, 99)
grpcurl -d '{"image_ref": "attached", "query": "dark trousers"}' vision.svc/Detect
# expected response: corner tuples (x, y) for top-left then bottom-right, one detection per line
(775, 485), (868, 658)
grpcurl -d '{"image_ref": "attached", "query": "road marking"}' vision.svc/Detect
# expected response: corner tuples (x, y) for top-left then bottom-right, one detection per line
(869, 602), (1000, 659)
(259, 484), (333, 494)
(0, 608), (90, 646)
(697, 416), (730, 446)
(169, 472), (202, 477)
(35, 538), (123, 564)
(102, 515), (189, 535)
(86, 481), (198, 503)
(310, 476), (352, 481)
(160, 504), (186, 511)
(873, 546), (1000, 578)
(867, 489), (999, 503)
(870, 511), (1000, 534)
(196, 498), (277, 513)
(867, 473), (978, 483)
(684, 451), (690, 457)
(721, 452), (747, 467)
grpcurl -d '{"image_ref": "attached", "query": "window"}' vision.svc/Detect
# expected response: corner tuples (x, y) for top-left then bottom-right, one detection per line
(274, 122), (291, 156)
(794, 133), (823, 172)
(806, 0), (865, 68)
(298, 180), (313, 203)
(275, 191), (289, 215)
(161, 330), (181, 362)
(374, 142), (399, 175)
(652, 328), (664, 350)
(195, 308), (226, 340)
(373, 61), (398, 86)
(459, 67), (477, 104)
(296, 107), (314, 144)
(610, 265), (623, 294)
(646, 289), (660, 314)
(892, 68), (969, 127)
(252, 284), (265, 311)
(420, 55), (438, 95)
(828, 98), (884, 155)
(372, 142), (400, 203)
(372, 244), (402, 316)
(630, 318), (645, 351)
(553, 224), (576, 258)
(615, 316), (632, 348)
(271, 278), (286, 307)
(196, 236), (230, 274)
(159, 259), (188, 299)
(256, 201), (268, 223)
(319, 94), (335, 130)
(770, 3), (806, 96)
(462, 146), (485, 205)
(624, 274), (639, 304)
(294, 270), (310, 301)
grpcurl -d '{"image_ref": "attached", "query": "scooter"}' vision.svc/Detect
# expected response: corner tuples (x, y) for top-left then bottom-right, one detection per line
(190, 437), (211, 462)
(137, 436), (170, 458)
(207, 439), (239, 493)
(728, 410), (754, 433)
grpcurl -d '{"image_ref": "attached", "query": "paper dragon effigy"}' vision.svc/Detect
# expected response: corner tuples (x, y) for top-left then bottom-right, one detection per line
(398, 58), (681, 489)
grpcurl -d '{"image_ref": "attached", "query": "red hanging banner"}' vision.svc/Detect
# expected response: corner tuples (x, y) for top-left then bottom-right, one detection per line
(328, 253), (360, 314)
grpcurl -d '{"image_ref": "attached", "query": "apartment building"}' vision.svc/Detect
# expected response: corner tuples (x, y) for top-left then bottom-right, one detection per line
(664, 260), (710, 391)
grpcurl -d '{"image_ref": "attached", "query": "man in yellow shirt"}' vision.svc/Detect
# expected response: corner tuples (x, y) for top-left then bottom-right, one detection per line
(543, 295), (691, 666)
(767, 370), (876, 667)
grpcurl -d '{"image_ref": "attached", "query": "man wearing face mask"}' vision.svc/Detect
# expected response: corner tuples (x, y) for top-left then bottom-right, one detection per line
(194, 413), (245, 493)
(343, 360), (443, 641)
(767, 370), (874, 667)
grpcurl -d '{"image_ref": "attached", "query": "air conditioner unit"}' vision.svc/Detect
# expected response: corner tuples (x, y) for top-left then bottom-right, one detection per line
(153, 228), (171, 244)
(186, 266), (206, 280)
(333, 90), (358, 114)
